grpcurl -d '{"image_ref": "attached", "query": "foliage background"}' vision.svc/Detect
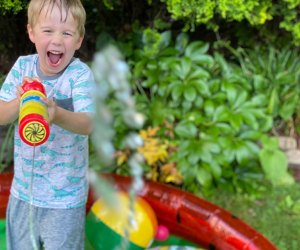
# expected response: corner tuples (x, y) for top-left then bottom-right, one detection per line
(2, 0), (300, 71)
(1, 0), (300, 199)
(1, 1), (300, 248)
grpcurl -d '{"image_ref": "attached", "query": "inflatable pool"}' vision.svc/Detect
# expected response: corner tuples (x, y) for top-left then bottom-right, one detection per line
(0, 172), (278, 250)
(86, 174), (278, 250)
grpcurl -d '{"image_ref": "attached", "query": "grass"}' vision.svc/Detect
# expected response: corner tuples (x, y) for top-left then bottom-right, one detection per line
(208, 182), (300, 250)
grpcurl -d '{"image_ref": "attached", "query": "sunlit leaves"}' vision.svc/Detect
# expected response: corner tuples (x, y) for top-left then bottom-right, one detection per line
(259, 136), (295, 185)
(127, 31), (297, 195)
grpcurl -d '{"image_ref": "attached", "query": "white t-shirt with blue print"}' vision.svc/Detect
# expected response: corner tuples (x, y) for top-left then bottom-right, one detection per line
(0, 54), (95, 209)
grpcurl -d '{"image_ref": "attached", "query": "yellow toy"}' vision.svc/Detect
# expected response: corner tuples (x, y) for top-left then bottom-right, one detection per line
(85, 192), (158, 250)
(19, 80), (49, 146)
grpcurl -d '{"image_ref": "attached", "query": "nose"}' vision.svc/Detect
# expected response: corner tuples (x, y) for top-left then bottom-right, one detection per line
(51, 32), (62, 46)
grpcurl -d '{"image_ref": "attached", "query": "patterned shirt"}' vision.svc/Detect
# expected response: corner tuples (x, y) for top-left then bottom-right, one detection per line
(0, 54), (95, 209)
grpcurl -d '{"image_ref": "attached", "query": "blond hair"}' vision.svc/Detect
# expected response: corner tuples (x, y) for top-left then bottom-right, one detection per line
(27, 0), (86, 37)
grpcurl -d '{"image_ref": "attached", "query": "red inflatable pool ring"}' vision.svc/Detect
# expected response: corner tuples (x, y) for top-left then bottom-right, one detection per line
(91, 174), (278, 250)
(1, 172), (278, 249)
(0, 172), (13, 218)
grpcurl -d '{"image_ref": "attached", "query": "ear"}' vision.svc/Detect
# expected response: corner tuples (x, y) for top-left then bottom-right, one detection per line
(75, 36), (84, 50)
(27, 24), (36, 43)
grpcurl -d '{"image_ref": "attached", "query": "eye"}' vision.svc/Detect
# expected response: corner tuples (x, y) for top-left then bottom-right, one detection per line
(43, 30), (52, 34)
(63, 32), (72, 37)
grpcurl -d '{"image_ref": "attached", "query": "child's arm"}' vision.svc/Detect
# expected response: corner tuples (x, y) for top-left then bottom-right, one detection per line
(0, 99), (20, 125)
(0, 85), (23, 125)
(0, 78), (27, 125)
(46, 98), (93, 135)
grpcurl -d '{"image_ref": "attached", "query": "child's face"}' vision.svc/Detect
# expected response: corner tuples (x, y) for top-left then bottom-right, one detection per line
(27, 3), (83, 76)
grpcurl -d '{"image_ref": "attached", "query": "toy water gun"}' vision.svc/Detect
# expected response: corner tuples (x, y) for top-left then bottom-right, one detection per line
(18, 80), (50, 146)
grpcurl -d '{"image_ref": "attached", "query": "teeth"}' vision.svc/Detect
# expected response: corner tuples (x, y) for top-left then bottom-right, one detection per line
(49, 51), (61, 54)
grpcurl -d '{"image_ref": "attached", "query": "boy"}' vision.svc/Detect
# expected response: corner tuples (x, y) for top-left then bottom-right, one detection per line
(0, 0), (94, 249)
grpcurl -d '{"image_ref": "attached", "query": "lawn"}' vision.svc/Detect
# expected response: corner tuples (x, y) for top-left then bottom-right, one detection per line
(208, 182), (300, 250)
(0, 220), (5, 249)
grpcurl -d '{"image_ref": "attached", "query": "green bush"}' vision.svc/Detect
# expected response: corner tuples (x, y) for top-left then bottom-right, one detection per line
(160, 0), (300, 45)
(0, 0), (26, 14)
(111, 30), (295, 195)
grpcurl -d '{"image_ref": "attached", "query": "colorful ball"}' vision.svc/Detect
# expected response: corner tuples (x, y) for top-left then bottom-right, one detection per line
(86, 192), (158, 250)
(155, 225), (170, 241)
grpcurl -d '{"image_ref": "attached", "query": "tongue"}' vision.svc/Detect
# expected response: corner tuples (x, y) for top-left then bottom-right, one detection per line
(49, 53), (61, 64)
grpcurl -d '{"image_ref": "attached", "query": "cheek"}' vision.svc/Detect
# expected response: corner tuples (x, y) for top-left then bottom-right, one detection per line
(66, 40), (82, 51)
(74, 37), (83, 50)
(34, 40), (45, 49)
(34, 40), (50, 55)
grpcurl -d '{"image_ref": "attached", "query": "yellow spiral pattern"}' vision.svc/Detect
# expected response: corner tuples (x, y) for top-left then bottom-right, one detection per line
(22, 121), (47, 144)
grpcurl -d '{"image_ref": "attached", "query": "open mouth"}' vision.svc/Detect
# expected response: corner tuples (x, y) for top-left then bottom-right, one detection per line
(47, 51), (63, 65)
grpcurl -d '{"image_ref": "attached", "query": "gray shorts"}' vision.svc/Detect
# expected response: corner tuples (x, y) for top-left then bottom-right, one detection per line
(6, 195), (86, 250)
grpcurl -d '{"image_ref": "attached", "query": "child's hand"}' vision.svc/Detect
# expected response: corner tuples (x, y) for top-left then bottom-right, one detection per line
(15, 85), (24, 101)
(17, 77), (42, 101)
(43, 98), (58, 125)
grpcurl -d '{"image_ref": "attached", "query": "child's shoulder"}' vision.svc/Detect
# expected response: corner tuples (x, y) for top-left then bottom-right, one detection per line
(64, 58), (93, 79)
(14, 54), (38, 67)
(68, 57), (91, 72)
(16, 54), (37, 61)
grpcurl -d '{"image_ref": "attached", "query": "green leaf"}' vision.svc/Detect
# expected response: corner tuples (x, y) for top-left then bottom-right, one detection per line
(194, 96), (204, 108)
(177, 140), (190, 158)
(160, 55), (180, 69)
(260, 136), (279, 150)
(215, 122), (233, 134)
(193, 80), (211, 97)
(188, 151), (201, 165)
(202, 140), (221, 154)
(174, 121), (198, 139)
(279, 94), (298, 121)
(222, 81), (237, 106)
(208, 79), (221, 93)
(213, 106), (229, 122)
(267, 88), (279, 115)
(232, 90), (248, 110)
(184, 86), (197, 101)
(199, 147), (213, 163)
(188, 67), (211, 80)
(242, 112), (258, 130)
(149, 99), (169, 125)
(259, 116), (273, 132)
(208, 160), (222, 180)
(250, 94), (268, 107)
(160, 30), (172, 48)
(259, 148), (294, 185)
(253, 75), (268, 90)
(179, 57), (192, 79)
(171, 83), (184, 101)
(239, 130), (262, 140)
(244, 140), (260, 155)
(229, 113), (243, 131)
(185, 41), (209, 57)
(235, 140), (254, 164)
(196, 167), (212, 187)
(134, 60), (146, 77)
(177, 158), (192, 175)
(204, 100), (215, 116)
(222, 148), (235, 163)
(214, 52), (232, 75)
(182, 100), (193, 111)
(192, 54), (214, 66)
(175, 33), (189, 52)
